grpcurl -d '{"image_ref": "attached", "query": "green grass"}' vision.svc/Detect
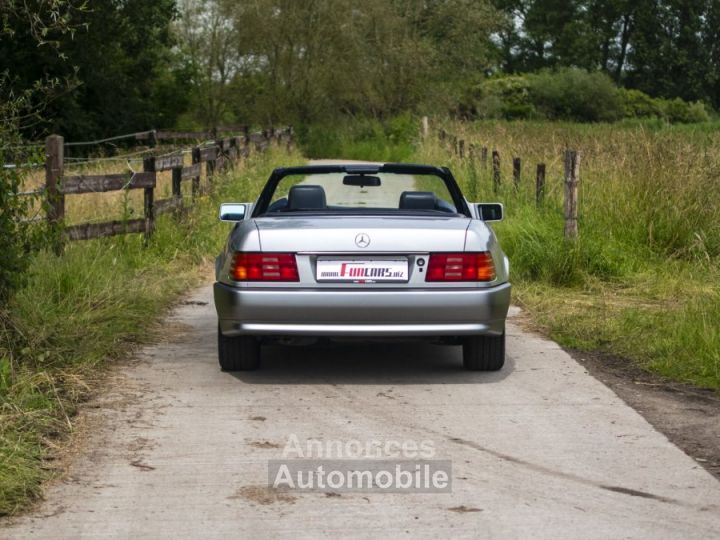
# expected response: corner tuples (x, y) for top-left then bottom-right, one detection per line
(296, 114), (417, 162)
(299, 116), (720, 390)
(0, 146), (305, 516)
(416, 119), (720, 389)
(3, 117), (720, 516)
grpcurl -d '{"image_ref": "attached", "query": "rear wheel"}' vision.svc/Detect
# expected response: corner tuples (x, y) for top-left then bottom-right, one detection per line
(218, 326), (260, 371)
(463, 331), (505, 371)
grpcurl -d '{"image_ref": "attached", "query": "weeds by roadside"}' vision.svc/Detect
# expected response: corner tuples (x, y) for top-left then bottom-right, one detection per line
(416, 120), (720, 390)
(0, 146), (304, 516)
(297, 115), (720, 391)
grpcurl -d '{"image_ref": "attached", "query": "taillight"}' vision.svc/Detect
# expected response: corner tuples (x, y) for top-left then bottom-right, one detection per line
(230, 252), (299, 282)
(426, 252), (495, 282)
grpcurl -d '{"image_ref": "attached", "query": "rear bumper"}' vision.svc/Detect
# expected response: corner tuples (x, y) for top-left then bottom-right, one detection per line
(214, 282), (511, 337)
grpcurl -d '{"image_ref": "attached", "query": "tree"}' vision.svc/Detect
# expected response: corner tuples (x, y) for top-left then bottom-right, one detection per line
(209, 0), (501, 124)
(492, 0), (719, 107)
(0, 0), (186, 140)
(0, 1), (83, 302)
(625, 0), (710, 104)
(174, 0), (240, 128)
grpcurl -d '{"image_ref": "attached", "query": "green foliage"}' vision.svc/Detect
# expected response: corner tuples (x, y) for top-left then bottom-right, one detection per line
(472, 76), (537, 120)
(0, 0), (184, 140)
(619, 89), (711, 124)
(0, 1), (75, 304)
(0, 158), (38, 304)
(660, 98), (711, 124)
(416, 119), (720, 389)
(298, 114), (417, 162)
(619, 88), (665, 119)
(494, 1), (720, 111)
(0, 146), (304, 516)
(468, 72), (713, 124)
(525, 69), (624, 122)
(206, 0), (502, 125)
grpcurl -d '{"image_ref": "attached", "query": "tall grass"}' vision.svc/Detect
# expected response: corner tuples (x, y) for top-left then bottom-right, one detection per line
(0, 146), (305, 516)
(297, 113), (417, 162)
(417, 120), (720, 389)
(298, 116), (719, 389)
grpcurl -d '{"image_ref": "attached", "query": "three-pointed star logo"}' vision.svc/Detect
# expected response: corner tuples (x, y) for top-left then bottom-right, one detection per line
(355, 233), (371, 248)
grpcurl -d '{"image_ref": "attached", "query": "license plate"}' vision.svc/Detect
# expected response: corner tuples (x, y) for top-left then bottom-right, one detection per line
(316, 259), (409, 282)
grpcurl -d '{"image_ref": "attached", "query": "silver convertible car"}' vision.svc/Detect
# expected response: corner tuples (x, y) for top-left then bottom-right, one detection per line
(214, 163), (510, 372)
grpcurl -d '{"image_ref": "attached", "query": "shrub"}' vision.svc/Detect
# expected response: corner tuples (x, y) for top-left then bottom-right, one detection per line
(297, 115), (416, 162)
(526, 68), (624, 122)
(0, 145), (40, 304)
(619, 88), (665, 119)
(473, 75), (536, 120)
(660, 98), (710, 124)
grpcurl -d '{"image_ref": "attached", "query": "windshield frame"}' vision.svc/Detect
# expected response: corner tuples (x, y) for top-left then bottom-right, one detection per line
(251, 163), (471, 218)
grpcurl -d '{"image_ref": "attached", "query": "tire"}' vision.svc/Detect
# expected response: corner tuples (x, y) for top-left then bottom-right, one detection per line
(217, 326), (260, 371)
(463, 331), (505, 371)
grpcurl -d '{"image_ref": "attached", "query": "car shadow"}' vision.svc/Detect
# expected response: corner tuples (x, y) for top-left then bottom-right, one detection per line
(229, 342), (515, 385)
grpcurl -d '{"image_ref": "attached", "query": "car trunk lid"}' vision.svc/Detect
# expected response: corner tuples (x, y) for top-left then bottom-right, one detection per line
(254, 216), (471, 253)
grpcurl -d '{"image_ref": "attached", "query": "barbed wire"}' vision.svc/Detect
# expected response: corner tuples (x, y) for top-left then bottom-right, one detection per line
(63, 130), (154, 147)
(3, 163), (44, 170)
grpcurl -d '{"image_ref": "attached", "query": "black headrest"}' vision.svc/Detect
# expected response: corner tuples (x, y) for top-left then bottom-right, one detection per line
(399, 191), (437, 210)
(288, 185), (327, 210)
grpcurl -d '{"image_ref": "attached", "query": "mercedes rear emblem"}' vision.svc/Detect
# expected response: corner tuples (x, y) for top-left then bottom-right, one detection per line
(355, 233), (371, 248)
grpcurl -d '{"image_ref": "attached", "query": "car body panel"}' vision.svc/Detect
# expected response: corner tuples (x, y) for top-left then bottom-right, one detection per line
(214, 163), (511, 338)
(215, 282), (510, 336)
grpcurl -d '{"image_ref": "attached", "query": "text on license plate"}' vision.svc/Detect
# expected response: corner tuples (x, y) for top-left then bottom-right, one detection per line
(316, 259), (408, 282)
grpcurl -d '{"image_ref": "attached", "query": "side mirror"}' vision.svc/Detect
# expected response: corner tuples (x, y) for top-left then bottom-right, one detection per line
(219, 203), (248, 222)
(477, 203), (503, 222)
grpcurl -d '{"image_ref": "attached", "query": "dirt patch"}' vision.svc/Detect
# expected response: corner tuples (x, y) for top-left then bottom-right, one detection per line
(129, 459), (155, 472)
(230, 485), (296, 505)
(249, 441), (281, 449)
(571, 350), (720, 480)
(448, 505), (483, 513)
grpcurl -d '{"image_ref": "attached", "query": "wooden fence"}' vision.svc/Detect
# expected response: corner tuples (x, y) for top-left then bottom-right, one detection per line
(35, 127), (293, 253)
(433, 120), (580, 239)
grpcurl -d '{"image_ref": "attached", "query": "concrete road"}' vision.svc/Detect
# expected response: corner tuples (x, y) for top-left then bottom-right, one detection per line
(3, 285), (720, 539)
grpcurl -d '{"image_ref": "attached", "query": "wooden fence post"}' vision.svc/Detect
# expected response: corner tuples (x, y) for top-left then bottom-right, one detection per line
(233, 136), (243, 164)
(421, 116), (429, 139)
(458, 139), (465, 159)
(45, 135), (65, 255)
(492, 150), (501, 192)
(191, 148), (201, 200)
(206, 149), (216, 188)
(171, 162), (182, 214)
(481, 147), (488, 170)
(468, 143), (476, 160)
(439, 129), (446, 142)
(564, 150), (580, 239)
(142, 157), (156, 241)
(513, 157), (521, 190)
(536, 163), (546, 206)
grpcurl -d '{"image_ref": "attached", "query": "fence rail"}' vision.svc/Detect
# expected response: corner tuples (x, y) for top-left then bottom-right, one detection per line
(10, 126), (292, 253)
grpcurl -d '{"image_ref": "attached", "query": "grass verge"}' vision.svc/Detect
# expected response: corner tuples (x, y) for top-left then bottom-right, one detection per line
(415, 119), (720, 390)
(0, 146), (304, 516)
(295, 115), (720, 392)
